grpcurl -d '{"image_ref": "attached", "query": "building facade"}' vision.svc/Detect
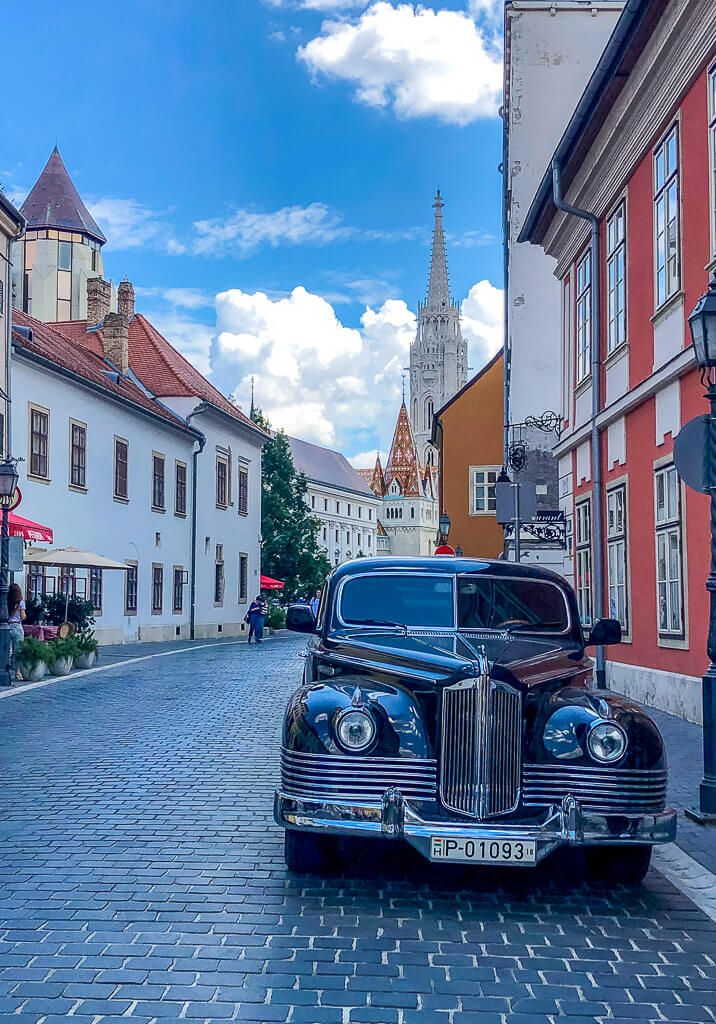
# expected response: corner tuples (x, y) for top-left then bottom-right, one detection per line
(503, 1), (624, 569)
(520, 0), (716, 722)
(12, 147), (108, 323)
(409, 191), (468, 468)
(288, 436), (379, 566)
(0, 191), (24, 454)
(432, 351), (505, 559)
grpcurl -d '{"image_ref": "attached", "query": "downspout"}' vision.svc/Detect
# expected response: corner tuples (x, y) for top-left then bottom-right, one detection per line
(552, 162), (606, 689)
(186, 412), (206, 641)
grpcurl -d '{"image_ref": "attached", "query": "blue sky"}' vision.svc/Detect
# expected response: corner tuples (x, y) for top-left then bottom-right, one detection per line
(2, 0), (504, 464)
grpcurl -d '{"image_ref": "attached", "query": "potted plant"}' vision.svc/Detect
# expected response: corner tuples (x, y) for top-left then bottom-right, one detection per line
(46, 637), (78, 676)
(266, 603), (287, 635)
(75, 631), (99, 669)
(15, 636), (50, 682)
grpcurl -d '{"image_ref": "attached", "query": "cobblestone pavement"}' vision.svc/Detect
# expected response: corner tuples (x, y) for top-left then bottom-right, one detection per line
(1, 635), (716, 1024)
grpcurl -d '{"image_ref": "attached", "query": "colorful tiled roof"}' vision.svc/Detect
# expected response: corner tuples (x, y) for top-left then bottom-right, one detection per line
(55, 314), (258, 432)
(20, 147), (106, 243)
(12, 311), (194, 434)
(384, 402), (424, 498)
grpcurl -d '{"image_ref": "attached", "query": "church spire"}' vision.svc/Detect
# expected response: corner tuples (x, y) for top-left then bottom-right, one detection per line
(426, 189), (450, 309)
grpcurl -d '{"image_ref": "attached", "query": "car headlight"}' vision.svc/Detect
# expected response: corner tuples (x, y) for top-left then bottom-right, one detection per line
(335, 708), (376, 752)
(587, 720), (627, 763)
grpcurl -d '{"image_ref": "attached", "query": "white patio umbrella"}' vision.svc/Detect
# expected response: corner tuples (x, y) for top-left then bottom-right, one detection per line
(24, 548), (130, 632)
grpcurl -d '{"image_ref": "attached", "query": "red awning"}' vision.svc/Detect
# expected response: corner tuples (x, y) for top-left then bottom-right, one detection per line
(260, 574), (285, 590)
(8, 513), (54, 544)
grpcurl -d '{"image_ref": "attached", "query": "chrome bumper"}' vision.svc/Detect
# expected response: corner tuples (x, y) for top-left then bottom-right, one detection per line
(275, 787), (677, 865)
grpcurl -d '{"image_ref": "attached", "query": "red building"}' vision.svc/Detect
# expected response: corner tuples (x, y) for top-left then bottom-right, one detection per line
(521, 0), (716, 722)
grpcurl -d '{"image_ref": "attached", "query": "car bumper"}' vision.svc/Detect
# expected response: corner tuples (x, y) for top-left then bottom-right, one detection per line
(274, 788), (677, 864)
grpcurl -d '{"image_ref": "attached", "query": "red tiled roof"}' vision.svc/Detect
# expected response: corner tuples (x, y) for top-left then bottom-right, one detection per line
(12, 311), (194, 435)
(55, 314), (257, 430)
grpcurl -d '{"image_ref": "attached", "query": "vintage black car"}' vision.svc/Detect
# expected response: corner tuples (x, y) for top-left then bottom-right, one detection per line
(275, 557), (676, 882)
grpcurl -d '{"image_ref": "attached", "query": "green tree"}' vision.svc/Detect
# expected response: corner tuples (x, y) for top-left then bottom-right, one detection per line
(253, 409), (332, 601)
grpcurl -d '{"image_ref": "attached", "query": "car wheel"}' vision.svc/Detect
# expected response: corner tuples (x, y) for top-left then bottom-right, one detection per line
(284, 830), (334, 873)
(585, 844), (652, 886)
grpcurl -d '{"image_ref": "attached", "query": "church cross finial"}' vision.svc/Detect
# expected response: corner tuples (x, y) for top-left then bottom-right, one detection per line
(401, 374), (406, 403)
(250, 375), (255, 418)
(426, 188), (450, 309)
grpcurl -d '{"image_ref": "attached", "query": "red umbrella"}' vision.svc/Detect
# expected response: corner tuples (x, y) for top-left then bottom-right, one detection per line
(260, 574), (285, 590)
(8, 513), (54, 544)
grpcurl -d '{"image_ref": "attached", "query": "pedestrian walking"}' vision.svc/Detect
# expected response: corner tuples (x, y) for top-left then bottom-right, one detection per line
(245, 595), (268, 644)
(8, 583), (26, 677)
(309, 589), (321, 617)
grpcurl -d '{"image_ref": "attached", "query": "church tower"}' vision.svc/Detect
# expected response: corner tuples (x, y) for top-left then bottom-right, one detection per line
(12, 147), (107, 322)
(409, 190), (467, 467)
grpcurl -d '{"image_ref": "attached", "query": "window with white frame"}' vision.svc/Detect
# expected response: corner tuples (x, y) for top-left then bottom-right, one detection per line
(606, 486), (628, 631)
(575, 499), (593, 625)
(606, 203), (626, 354)
(469, 466), (499, 515)
(709, 65), (716, 256)
(576, 252), (591, 382)
(654, 464), (684, 638)
(654, 125), (680, 308)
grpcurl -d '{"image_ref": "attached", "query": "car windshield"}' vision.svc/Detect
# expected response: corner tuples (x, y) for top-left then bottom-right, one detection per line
(457, 576), (569, 633)
(340, 574), (455, 628)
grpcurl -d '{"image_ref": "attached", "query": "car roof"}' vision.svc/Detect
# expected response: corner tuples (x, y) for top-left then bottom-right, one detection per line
(329, 557), (569, 587)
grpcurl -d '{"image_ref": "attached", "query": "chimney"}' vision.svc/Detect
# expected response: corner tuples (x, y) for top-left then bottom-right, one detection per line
(117, 278), (135, 319)
(87, 277), (111, 325)
(102, 312), (129, 374)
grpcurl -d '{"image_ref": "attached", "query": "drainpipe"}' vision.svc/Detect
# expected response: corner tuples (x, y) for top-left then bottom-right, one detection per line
(187, 414), (206, 641)
(552, 162), (606, 689)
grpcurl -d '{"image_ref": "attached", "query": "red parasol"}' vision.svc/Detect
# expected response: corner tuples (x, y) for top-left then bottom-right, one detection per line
(260, 574), (285, 590)
(8, 513), (54, 544)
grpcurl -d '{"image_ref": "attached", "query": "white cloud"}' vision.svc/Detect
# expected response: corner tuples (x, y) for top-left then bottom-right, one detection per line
(348, 448), (388, 468)
(148, 312), (214, 378)
(298, 2), (503, 125)
(193, 203), (350, 255)
(134, 286), (212, 310)
(85, 196), (185, 254)
(461, 279), (503, 369)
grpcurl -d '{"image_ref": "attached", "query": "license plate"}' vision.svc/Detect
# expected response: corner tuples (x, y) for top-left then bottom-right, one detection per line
(430, 837), (536, 864)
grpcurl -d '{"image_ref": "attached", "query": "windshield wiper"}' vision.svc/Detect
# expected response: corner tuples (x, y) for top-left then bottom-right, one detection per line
(348, 618), (408, 632)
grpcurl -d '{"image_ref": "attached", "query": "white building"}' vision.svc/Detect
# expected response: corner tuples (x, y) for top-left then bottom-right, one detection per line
(0, 191), (24, 454)
(503, 0), (624, 570)
(12, 295), (265, 644)
(289, 436), (379, 565)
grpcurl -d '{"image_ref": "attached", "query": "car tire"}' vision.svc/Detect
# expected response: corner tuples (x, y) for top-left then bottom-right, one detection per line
(585, 844), (652, 886)
(284, 830), (334, 873)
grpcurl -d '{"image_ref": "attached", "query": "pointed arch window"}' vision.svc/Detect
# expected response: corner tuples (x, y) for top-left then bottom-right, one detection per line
(424, 397), (434, 430)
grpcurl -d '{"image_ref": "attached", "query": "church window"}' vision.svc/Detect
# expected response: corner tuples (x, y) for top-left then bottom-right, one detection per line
(425, 398), (434, 430)
(411, 507), (415, 519)
(58, 240), (72, 272)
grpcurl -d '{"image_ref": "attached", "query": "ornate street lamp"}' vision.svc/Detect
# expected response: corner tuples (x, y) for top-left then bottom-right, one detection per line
(0, 458), (20, 688)
(686, 272), (716, 823)
(439, 512), (451, 545)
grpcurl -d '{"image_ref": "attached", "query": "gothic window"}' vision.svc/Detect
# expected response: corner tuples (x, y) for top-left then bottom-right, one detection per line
(424, 397), (434, 430)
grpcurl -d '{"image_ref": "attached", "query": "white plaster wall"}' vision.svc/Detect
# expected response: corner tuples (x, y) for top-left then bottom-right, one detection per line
(655, 380), (681, 446)
(653, 298), (685, 371)
(506, 2), (623, 426)
(13, 358), (195, 643)
(305, 482), (379, 565)
(607, 660), (702, 724)
(607, 416), (626, 468)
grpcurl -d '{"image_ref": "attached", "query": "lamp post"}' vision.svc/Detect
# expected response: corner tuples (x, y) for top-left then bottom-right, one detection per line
(0, 458), (20, 688)
(439, 512), (451, 546)
(686, 272), (716, 824)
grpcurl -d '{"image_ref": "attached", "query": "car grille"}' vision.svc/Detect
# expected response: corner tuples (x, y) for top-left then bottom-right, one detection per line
(522, 764), (668, 814)
(280, 748), (437, 802)
(440, 674), (522, 819)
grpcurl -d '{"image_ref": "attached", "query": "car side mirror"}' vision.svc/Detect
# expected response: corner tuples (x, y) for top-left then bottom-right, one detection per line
(286, 604), (317, 634)
(585, 617), (622, 647)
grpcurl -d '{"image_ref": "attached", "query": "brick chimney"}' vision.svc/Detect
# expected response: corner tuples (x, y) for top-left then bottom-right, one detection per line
(102, 312), (129, 374)
(87, 277), (111, 324)
(117, 278), (135, 319)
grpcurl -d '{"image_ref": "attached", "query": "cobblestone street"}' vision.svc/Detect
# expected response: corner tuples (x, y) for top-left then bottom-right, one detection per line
(1, 635), (716, 1024)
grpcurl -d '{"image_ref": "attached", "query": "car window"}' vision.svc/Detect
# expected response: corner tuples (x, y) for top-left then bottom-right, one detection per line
(457, 576), (569, 633)
(340, 574), (455, 628)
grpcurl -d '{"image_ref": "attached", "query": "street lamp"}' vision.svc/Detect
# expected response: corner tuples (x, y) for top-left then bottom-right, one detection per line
(686, 272), (716, 824)
(0, 458), (20, 688)
(439, 512), (451, 545)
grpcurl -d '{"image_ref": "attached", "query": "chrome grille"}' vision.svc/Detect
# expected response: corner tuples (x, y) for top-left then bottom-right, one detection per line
(523, 764), (668, 814)
(280, 748), (437, 802)
(440, 673), (521, 819)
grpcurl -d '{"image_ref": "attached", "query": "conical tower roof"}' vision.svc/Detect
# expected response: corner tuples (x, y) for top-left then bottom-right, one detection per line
(369, 452), (386, 497)
(425, 189), (450, 310)
(384, 402), (422, 498)
(21, 146), (106, 243)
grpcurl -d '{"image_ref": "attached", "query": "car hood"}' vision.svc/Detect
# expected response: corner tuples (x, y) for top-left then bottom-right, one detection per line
(325, 628), (585, 689)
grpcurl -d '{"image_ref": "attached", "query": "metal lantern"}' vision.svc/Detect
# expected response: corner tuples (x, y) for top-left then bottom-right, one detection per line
(0, 460), (19, 509)
(689, 274), (716, 368)
(439, 512), (451, 540)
